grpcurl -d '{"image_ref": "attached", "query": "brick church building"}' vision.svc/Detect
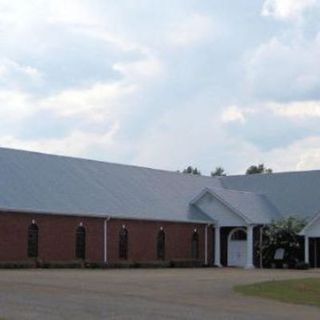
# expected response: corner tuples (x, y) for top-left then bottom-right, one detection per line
(0, 147), (319, 268)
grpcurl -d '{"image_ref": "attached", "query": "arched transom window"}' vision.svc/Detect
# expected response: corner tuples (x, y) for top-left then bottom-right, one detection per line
(230, 229), (247, 241)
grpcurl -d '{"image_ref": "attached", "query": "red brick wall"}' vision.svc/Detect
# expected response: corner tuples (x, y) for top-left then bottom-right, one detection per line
(0, 212), (103, 262)
(0, 212), (213, 265)
(108, 219), (212, 264)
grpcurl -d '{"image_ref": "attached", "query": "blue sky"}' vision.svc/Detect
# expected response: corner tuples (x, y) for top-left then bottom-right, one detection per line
(0, 0), (320, 175)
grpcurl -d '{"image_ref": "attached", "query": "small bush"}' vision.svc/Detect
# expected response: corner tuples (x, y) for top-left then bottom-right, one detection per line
(85, 262), (108, 269)
(41, 261), (82, 269)
(170, 260), (203, 268)
(295, 262), (310, 270)
(0, 261), (35, 269)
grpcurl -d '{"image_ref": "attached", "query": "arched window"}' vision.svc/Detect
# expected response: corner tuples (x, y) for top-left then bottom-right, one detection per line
(28, 222), (39, 258)
(230, 229), (247, 241)
(191, 229), (199, 259)
(119, 226), (128, 259)
(157, 228), (165, 260)
(76, 225), (86, 259)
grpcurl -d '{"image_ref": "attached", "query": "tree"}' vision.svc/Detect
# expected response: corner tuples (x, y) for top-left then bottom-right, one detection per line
(259, 217), (306, 268)
(182, 166), (201, 175)
(246, 163), (272, 175)
(211, 167), (226, 176)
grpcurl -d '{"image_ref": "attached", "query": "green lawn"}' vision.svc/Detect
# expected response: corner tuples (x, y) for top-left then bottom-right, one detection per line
(235, 278), (320, 307)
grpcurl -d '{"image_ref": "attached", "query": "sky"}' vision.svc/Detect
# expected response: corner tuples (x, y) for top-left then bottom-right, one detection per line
(0, 0), (320, 175)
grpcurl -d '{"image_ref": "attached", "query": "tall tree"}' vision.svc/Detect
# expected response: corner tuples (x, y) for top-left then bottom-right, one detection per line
(246, 164), (272, 175)
(182, 166), (201, 175)
(211, 167), (226, 176)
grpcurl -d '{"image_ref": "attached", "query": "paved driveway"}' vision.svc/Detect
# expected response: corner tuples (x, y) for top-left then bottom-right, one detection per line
(0, 268), (319, 320)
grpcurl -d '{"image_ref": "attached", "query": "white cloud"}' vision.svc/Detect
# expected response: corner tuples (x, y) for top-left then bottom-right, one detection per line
(0, 89), (35, 122)
(113, 56), (165, 81)
(40, 82), (137, 122)
(297, 149), (320, 170)
(0, 125), (119, 158)
(132, 101), (235, 172)
(0, 0), (320, 176)
(221, 106), (247, 124)
(201, 135), (320, 174)
(270, 100), (320, 118)
(266, 136), (320, 171)
(0, 79), (138, 130)
(262, 0), (317, 20)
(167, 13), (215, 47)
(245, 35), (320, 101)
(0, 58), (43, 85)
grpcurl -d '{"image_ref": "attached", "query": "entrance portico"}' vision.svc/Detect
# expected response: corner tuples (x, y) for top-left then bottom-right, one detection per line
(190, 187), (272, 268)
(213, 224), (255, 269)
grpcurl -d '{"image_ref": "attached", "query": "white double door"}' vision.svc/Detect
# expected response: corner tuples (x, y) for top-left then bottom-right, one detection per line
(228, 240), (247, 267)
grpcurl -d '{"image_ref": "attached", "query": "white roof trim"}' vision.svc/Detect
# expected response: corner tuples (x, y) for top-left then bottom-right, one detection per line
(299, 211), (320, 235)
(190, 188), (252, 224)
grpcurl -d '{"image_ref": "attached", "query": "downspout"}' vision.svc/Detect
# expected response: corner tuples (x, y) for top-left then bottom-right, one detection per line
(104, 217), (111, 264)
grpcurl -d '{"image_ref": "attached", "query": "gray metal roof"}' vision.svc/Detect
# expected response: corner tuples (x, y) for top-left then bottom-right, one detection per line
(221, 172), (320, 221)
(191, 187), (280, 224)
(1, 147), (319, 223)
(0, 147), (222, 222)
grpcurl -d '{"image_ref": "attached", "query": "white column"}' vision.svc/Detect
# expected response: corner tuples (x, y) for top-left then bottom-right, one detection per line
(214, 224), (221, 267)
(305, 236), (309, 265)
(245, 225), (254, 269)
(204, 225), (208, 265)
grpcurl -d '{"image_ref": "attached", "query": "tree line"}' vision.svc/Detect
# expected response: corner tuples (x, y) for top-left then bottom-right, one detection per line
(179, 163), (273, 176)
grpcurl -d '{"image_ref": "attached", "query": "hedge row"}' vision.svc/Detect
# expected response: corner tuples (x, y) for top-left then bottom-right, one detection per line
(0, 260), (204, 269)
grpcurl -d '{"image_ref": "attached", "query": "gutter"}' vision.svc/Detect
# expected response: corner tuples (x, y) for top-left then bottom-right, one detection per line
(0, 207), (213, 225)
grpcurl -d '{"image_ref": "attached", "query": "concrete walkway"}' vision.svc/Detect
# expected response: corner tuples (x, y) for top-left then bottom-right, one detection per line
(0, 268), (319, 320)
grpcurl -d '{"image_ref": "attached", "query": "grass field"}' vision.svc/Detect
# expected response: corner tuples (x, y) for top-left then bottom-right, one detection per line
(235, 278), (320, 307)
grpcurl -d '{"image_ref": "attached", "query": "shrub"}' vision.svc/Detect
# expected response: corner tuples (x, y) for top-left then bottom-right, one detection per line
(259, 217), (306, 268)
(295, 262), (310, 270)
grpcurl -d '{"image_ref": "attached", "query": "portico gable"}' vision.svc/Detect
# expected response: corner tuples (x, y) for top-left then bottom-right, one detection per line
(190, 188), (250, 227)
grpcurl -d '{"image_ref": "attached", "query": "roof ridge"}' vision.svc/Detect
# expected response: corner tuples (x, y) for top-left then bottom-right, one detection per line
(209, 186), (264, 196)
(222, 168), (320, 179)
(2, 147), (320, 179)
(0, 146), (220, 182)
